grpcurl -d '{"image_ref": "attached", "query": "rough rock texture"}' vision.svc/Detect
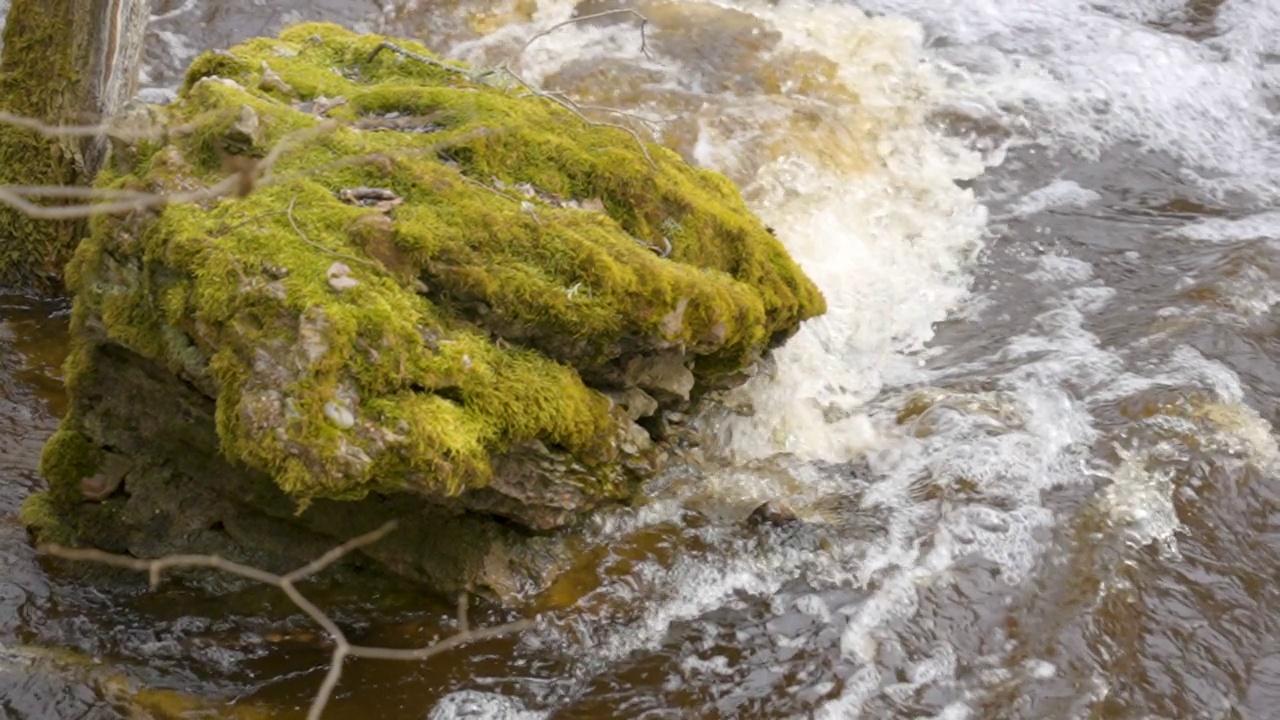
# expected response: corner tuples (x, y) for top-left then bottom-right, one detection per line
(25, 23), (824, 599)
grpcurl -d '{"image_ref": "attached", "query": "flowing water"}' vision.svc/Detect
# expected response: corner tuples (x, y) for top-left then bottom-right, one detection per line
(1, 0), (1278, 717)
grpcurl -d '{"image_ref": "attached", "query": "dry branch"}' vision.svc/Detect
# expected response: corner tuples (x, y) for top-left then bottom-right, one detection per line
(511, 9), (655, 64)
(366, 41), (472, 76)
(39, 521), (534, 720)
(286, 194), (378, 267)
(496, 8), (661, 168)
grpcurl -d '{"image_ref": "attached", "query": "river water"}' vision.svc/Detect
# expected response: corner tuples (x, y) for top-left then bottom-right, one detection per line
(1, 0), (1277, 717)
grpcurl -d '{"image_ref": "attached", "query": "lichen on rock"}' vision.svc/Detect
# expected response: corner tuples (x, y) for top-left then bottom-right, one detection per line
(30, 22), (824, 598)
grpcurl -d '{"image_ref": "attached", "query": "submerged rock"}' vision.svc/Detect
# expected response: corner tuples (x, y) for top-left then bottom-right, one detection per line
(25, 23), (823, 600)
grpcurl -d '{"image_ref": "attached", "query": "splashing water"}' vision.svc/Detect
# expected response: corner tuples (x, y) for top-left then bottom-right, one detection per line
(0, 0), (1276, 717)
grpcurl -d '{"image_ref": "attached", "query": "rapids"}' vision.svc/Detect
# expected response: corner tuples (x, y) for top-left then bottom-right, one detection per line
(0, 0), (1276, 717)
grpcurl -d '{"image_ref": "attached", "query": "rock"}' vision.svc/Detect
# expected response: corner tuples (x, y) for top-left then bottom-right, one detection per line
(224, 105), (263, 154)
(0, 642), (271, 719)
(326, 261), (359, 291)
(746, 500), (801, 529)
(258, 62), (295, 96)
(322, 400), (355, 429)
(607, 387), (660, 421)
(79, 452), (131, 502)
(30, 22), (824, 602)
(625, 351), (696, 403)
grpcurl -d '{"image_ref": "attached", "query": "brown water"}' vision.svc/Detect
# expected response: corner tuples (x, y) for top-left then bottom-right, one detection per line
(2, 0), (1279, 717)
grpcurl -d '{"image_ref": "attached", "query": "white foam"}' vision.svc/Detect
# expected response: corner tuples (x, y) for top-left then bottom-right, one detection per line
(1169, 211), (1280, 243)
(855, 0), (1280, 203)
(1005, 180), (1101, 218)
(1027, 255), (1096, 284)
(1100, 444), (1181, 558)
(429, 690), (546, 720)
(1213, 0), (1280, 59)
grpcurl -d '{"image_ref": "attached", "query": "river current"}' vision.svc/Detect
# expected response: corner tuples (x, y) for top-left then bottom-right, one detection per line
(0, 0), (1277, 717)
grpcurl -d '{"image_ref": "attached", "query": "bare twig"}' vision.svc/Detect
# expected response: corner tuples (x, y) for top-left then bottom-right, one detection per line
(494, 9), (661, 169)
(511, 9), (655, 66)
(366, 41), (472, 76)
(212, 208), (290, 237)
(458, 173), (523, 205)
(0, 121), (338, 220)
(0, 175), (240, 220)
(457, 591), (470, 634)
(0, 107), (212, 142)
(498, 66), (657, 169)
(0, 111), (118, 139)
(286, 195), (377, 267)
(540, 91), (666, 130)
(39, 521), (534, 720)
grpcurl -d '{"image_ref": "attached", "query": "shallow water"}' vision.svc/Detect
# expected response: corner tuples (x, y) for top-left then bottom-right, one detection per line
(1, 0), (1278, 717)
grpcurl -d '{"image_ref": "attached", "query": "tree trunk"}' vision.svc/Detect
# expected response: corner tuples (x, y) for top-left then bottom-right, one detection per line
(0, 0), (148, 294)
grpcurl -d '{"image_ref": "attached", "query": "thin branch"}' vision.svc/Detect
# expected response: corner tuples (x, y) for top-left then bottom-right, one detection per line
(0, 175), (240, 220)
(498, 66), (657, 169)
(39, 521), (533, 720)
(0, 108), (209, 142)
(457, 173), (523, 205)
(346, 618), (535, 661)
(0, 121), (338, 220)
(457, 591), (470, 634)
(286, 195), (377, 267)
(366, 41), (472, 76)
(211, 208), (289, 237)
(284, 522), (398, 583)
(0, 112), (116, 139)
(540, 91), (666, 130)
(0, 185), (167, 201)
(511, 9), (655, 66)
(494, 10), (660, 169)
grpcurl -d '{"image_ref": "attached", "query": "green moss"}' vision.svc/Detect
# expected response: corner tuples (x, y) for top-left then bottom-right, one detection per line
(38, 423), (101, 504)
(0, 0), (98, 292)
(53, 22), (824, 509)
(30, 420), (100, 542)
(19, 492), (78, 547)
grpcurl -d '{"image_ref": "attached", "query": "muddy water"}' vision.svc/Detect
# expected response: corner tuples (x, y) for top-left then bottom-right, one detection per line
(2, 0), (1278, 717)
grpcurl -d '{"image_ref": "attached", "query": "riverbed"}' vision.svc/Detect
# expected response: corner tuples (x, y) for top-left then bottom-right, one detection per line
(1, 0), (1277, 717)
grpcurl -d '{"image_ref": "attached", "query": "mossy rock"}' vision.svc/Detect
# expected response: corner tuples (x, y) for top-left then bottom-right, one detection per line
(36, 23), (823, 565)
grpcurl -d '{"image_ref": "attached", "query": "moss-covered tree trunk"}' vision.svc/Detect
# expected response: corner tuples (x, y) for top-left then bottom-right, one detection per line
(0, 0), (148, 294)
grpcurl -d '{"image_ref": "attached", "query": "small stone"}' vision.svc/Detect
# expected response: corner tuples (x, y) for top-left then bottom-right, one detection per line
(337, 186), (402, 210)
(746, 500), (801, 529)
(311, 95), (348, 117)
(327, 261), (359, 291)
(262, 263), (289, 279)
(297, 309), (330, 366)
(625, 352), (695, 403)
(618, 420), (653, 455)
(259, 62), (295, 95)
(658, 298), (689, 341)
(608, 387), (659, 421)
(323, 401), (355, 429)
(225, 105), (263, 152)
(80, 453), (132, 502)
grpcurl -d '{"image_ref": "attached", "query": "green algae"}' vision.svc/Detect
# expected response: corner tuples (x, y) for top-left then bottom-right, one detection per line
(38, 22), (824, 521)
